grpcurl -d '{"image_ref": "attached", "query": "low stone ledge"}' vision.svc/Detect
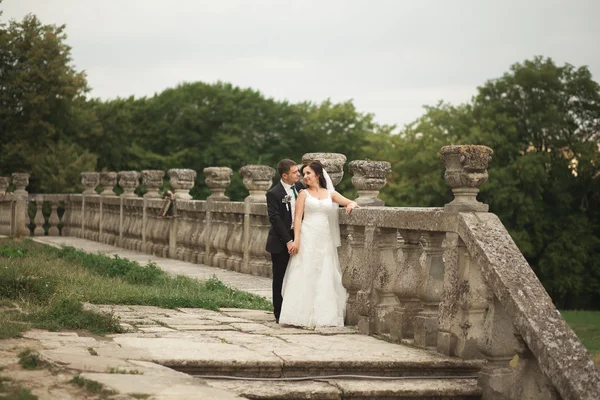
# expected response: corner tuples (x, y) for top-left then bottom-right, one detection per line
(339, 207), (457, 232)
(209, 201), (245, 214)
(177, 200), (207, 212)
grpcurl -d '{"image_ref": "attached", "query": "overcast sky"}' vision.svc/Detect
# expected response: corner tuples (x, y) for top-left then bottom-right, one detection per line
(3, 0), (599, 128)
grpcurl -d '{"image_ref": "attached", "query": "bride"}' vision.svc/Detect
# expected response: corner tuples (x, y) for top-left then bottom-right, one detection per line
(279, 161), (359, 328)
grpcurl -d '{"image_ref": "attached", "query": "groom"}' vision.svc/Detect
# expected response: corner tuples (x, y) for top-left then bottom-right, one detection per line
(266, 158), (303, 323)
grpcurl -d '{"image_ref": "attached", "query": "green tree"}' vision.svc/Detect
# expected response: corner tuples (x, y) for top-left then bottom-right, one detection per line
(0, 11), (96, 192)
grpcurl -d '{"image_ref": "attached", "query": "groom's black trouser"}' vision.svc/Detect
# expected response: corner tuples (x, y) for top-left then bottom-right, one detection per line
(271, 250), (290, 322)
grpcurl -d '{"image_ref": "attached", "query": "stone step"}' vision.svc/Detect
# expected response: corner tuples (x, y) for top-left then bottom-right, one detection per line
(202, 377), (482, 399)
(174, 358), (481, 378)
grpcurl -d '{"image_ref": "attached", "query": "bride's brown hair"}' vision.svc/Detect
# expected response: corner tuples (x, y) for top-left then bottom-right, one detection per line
(300, 161), (328, 189)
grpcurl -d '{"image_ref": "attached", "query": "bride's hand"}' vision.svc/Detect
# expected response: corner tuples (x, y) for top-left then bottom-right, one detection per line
(346, 201), (359, 214)
(291, 241), (299, 255)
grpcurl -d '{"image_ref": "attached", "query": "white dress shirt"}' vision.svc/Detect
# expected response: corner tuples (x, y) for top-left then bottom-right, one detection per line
(280, 180), (297, 228)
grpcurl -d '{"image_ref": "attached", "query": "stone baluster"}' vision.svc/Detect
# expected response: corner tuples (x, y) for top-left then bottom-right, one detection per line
(477, 296), (520, 400)
(47, 195), (60, 236)
(389, 230), (423, 341)
(439, 145), (493, 213)
(356, 226), (379, 334)
(414, 232), (446, 348)
(204, 167), (232, 201)
(341, 225), (365, 325)
(372, 227), (400, 334)
(99, 172), (117, 196)
(0, 177), (9, 195)
(80, 172), (99, 195)
(141, 170), (164, 198)
(240, 165), (275, 203)
(33, 196), (45, 236)
(512, 334), (560, 400)
(168, 169), (196, 200)
(12, 173), (30, 238)
(437, 234), (489, 358)
(118, 171), (140, 198)
(301, 153), (347, 186)
(349, 160), (391, 206)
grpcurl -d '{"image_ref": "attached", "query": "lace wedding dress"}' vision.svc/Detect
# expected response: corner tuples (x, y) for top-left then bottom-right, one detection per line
(279, 191), (347, 327)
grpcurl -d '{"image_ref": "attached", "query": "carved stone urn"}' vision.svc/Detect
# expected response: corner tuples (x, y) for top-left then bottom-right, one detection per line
(141, 170), (165, 198)
(99, 172), (117, 196)
(203, 167), (232, 201)
(301, 153), (347, 187)
(118, 171), (140, 198)
(80, 172), (99, 195)
(439, 145), (493, 212)
(167, 169), (196, 200)
(349, 160), (391, 206)
(240, 165), (275, 203)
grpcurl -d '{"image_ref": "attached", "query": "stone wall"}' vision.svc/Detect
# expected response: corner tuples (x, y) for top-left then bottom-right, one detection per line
(1, 148), (598, 400)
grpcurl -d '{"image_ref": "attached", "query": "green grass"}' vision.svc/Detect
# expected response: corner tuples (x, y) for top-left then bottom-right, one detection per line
(17, 349), (43, 370)
(70, 375), (115, 396)
(561, 310), (600, 363)
(0, 238), (272, 339)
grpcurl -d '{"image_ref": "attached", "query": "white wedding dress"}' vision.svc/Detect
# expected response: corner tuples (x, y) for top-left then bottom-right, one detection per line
(279, 191), (347, 327)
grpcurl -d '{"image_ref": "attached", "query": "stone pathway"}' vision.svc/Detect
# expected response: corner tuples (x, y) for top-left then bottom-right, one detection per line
(33, 236), (273, 300)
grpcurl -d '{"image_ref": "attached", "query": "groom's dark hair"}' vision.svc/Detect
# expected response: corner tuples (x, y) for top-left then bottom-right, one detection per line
(277, 159), (297, 177)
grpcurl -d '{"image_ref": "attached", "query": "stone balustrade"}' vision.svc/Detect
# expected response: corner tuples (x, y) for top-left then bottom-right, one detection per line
(0, 148), (598, 400)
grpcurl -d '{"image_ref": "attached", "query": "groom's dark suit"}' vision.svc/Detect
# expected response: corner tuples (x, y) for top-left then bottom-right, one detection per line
(266, 180), (304, 322)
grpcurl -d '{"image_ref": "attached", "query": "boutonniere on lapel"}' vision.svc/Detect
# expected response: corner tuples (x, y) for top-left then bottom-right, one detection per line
(282, 194), (292, 211)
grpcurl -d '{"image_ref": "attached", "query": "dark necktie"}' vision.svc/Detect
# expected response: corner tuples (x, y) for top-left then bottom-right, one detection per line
(291, 186), (298, 199)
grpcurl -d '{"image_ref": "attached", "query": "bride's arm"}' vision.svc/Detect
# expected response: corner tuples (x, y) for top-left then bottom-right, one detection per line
(331, 191), (359, 214)
(292, 191), (307, 253)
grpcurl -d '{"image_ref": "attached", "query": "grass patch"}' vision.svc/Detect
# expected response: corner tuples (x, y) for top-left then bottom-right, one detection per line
(0, 382), (38, 400)
(130, 394), (150, 399)
(0, 238), (271, 338)
(70, 375), (115, 396)
(105, 367), (142, 374)
(561, 310), (600, 363)
(18, 349), (43, 370)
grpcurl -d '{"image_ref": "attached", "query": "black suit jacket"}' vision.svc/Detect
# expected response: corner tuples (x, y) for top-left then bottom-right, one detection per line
(265, 181), (305, 254)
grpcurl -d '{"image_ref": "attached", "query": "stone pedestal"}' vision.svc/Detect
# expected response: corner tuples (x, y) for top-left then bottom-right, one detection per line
(99, 172), (117, 196)
(204, 167), (232, 201)
(301, 153), (347, 187)
(240, 165), (275, 203)
(80, 172), (99, 195)
(439, 145), (493, 212)
(118, 171), (140, 198)
(349, 160), (391, 206)
(167, 169), (196, 200)
(141, 170), (164, 198)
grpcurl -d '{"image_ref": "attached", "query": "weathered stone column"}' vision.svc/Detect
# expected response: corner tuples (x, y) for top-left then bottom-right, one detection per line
(349, 160), (391, 206)
(439, 145), (493, 212)
(99, 172), (117, 196)
(141, 170), (164, 198)
(240, 165), (275, 203)
(203, 167), (232, 201)
(80, 172), (99, 195)
(167, 169), (196, 200)
(118, 171), (140, 198)
(11, 173), (30, 238)
(302, 153), (347, 187)
(0, 177), (9, 195)
(414, 232), (446, 348)
(33, 195), (45, 236)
